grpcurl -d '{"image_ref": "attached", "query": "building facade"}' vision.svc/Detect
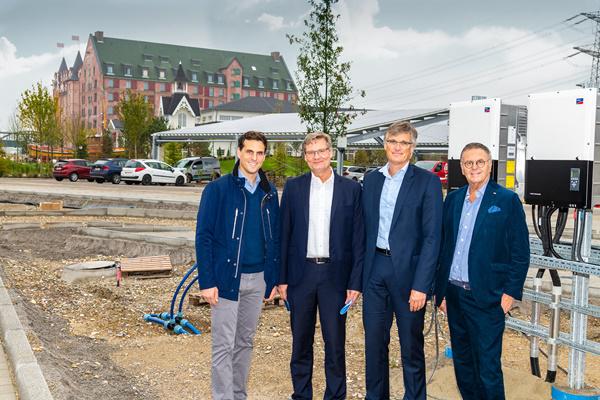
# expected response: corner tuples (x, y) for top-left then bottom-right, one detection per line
(53, 31), (298, 144)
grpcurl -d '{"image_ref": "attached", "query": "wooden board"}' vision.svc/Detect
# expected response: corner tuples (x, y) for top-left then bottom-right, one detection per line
(119, 255), (173, 278)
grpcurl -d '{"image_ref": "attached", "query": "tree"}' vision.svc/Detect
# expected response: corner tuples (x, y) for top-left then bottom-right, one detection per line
(101, 129), (114, 158)
(8, 112), (31, 161)
(145, 116), (169, 159)
(288, 0), (365, 140)
(164, 142), (183, 165)
(74, 137), (88, 159)
(190, 142), (211, 157)
(117, 90), (153, 158)
(353, 149), (369, 166)
(17, 82), (59, 160)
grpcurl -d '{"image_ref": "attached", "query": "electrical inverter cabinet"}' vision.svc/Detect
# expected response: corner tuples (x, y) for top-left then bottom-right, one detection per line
(447, 98), (527, 192)
(525, 88), (600, 209)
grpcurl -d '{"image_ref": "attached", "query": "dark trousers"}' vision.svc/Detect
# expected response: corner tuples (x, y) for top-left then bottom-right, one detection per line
(288, 261), (347, 400)
(446, 283), (506, 400)
(363, 253), (426, 400)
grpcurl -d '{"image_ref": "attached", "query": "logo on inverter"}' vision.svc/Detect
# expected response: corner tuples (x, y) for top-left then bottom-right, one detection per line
(576, 98), (584, 105)
(484, 107), (490, 113)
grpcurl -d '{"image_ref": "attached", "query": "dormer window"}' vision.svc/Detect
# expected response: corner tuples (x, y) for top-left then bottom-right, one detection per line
(159, 56), (170, 64)
(258, 78), (264, 89)
(286, 81), (293, 91)
(142, 68), (149, 78)
(243, 77), (249, 87)
(143, 54), (153, 62)
(273, 80), (279, 90)
(207, 74), (214, 84)
(191, 72), (198, 82)
(124, 65), (132, 76)
(159, 69), (166, 80)
(217, 75), (224, 85)
(106, 64), (114, 75)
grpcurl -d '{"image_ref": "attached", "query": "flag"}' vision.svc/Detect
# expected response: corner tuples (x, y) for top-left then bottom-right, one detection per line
(484, 107), (491, 113)
(71, 35), (80, 41)
(56, 42), (64, 48)
(576, 98), (584, 105)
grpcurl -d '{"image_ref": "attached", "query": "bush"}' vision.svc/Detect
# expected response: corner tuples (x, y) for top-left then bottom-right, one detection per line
(0, 159), (53, 178)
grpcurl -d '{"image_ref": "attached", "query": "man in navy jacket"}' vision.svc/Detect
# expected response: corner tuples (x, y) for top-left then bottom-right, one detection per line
(362, 121), (443, 400)
(279, 132), (364, 400)
(435, 142), (529, 400)
(196, 131), (280, 400)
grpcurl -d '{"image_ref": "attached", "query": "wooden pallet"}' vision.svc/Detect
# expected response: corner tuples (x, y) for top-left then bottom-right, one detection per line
(119, 255), (173, 278)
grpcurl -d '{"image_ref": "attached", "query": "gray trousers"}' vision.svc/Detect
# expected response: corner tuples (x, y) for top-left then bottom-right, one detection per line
(211, 272), (266, 400)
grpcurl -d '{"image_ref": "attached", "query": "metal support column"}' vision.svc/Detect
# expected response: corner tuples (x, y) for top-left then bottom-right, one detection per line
(568, 209), (592, 389)
(151, 135), (157, 159)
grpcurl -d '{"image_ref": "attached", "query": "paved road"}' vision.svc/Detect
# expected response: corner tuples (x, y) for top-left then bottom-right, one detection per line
(0, 178), (204, 203)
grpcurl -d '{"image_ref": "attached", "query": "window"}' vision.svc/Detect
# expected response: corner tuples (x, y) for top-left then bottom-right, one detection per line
(217, 75), (224, 85)
(93, 119), (97, 128)
(159, 83), (166, 92)
(232, 93), (240, 100)
(106, 64), (114, 75)
(81, 108), (85, 117)
(191, 86), (198, 95)
(144, 96), (148, 102)
(233, 80), (240, 88)
(142, 68), (149, 78)
(159, 56), (169, 63)
(243, 90), (249, 97)
(191, 59), (201, 67)
(208, 100), (213, 108)
(93, 106), (97, 115)
(243, 77), (249, 87)
(177, 113), (187, 127)
(176, 81), (184, 91)
(273, 80), (279, 90)
(143, 82), (149, 90)
(159, 70), (166, 80)
(218, 88), (224, 97)
(88, 96), (92, 104)
(209, 87), (214, 97)
(124, 65), (132, 76)
(108, 106), (114, 115)
(143, 54), (153, 62)
(286, 81), (293, 91)
(94, 93), (97, 102)
(107, 92), (114, 101)
(232, 68), (241, 76)
(88, 108), (92, 116)
(191, 72), (198, 82)
(82, 95), (85, 103)
(94, 80), (97, 89)
(107, 79), (114, 88)
(207, 74), (214, 84)
(258, 79), (264, 88)
(125, 80), (132, 89)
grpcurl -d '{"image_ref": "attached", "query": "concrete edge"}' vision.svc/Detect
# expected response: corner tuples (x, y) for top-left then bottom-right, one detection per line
(0, 277), (53, 399)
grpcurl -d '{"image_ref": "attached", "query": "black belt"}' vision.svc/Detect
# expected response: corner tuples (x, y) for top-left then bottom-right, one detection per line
(375, 247), (391, 256)
(306, 257), (331, 264)
(449, 279), (471, 290)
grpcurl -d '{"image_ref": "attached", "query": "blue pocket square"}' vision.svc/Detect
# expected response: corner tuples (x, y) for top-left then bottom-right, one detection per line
(488, 205), (501, 214)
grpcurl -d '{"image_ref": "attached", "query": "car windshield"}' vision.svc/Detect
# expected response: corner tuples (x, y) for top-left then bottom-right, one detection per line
(175, 159), (194, 168)
(93, 160), (109, 166)
(415, 161), (437, 170)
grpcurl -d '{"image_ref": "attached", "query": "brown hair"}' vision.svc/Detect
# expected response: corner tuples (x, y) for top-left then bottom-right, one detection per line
(385, 121), (418, 143)
(238, 131), (268, 150)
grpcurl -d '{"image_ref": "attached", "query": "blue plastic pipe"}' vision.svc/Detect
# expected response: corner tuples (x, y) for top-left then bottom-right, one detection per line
(178, 276), (200, 314)
(170, 263), (198, 317)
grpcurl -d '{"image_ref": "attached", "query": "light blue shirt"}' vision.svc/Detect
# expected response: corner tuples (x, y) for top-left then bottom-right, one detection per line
(238, 169), (261, 194)
(448, 181), (488, 283)
(376, 162), (409, 249)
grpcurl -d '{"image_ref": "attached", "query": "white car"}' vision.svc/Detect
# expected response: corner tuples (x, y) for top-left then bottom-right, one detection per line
(121, 159), (186, 186)
(343, 166), (367, 181)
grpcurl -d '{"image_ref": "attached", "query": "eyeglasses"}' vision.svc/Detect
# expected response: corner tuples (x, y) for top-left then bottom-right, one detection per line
(385, 139), (413, 148)
(461, 159), (489, 169)
(305, 147), (331, 159)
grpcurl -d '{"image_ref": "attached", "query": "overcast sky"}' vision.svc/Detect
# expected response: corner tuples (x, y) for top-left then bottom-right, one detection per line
(0, 0), (599, 130)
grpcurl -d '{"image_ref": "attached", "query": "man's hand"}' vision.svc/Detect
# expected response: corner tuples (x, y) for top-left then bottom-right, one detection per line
(278, 284), (288, 301)
(265, 287), (278, 302)
(345, 290), (361, 305)
(501, 293), (514, 314)
(438, 297), (447, 314)
(409, 289), (427, 312)
(201, 287), (219, 306)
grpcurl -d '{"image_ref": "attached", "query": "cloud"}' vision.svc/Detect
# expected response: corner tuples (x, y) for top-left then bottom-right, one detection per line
(257, 13), (286, 31)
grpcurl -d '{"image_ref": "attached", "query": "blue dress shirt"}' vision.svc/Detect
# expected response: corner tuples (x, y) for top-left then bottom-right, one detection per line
(376, 162), (408, 250)
(238, 169), (261, 194)
(449, 181), (488, 283)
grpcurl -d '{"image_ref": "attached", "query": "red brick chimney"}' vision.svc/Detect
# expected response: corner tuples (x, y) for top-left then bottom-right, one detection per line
(271, 51), (280, 61)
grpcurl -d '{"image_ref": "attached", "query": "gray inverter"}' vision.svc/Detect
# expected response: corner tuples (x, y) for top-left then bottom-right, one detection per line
(447, 98), (527, 192)
(525, 87), (600, 209)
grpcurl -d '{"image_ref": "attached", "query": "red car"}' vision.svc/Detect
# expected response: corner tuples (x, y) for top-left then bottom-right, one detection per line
(414, 160), (448, 186)
(53, 159), (94, 182)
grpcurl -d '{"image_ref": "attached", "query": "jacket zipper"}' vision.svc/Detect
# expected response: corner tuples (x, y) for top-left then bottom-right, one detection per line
(234, 189), (247, 279)
(232, 208), (239, 239)
(266, 208), (273, 239)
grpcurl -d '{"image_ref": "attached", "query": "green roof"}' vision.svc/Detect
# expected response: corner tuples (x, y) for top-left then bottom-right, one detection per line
(91, 35), (296, 92)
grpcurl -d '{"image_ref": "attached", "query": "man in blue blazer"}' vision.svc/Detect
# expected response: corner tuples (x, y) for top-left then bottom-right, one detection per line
(279, 132), (364, 400)
(435, 142), (529, 400)
(362, 122), (443, 400)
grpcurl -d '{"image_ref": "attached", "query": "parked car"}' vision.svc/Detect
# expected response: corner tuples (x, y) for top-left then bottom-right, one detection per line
(120, 159), (186, 186)
(414, 160), (448, 186)
(358, 166), (381, 184)
(90, 158), (128, 184)
(343, 166), (367, 181)
(53, 159), (93, 182)
(174, 156), (221, 183)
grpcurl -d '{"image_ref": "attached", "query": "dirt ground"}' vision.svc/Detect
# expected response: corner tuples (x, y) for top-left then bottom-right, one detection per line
(0, 212), (599, 399)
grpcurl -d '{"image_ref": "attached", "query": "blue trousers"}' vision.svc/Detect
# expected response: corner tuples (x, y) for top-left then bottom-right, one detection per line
(446, 283), (506, 400)
(363, 253), (426, 400)
(288, 261), (347, 400)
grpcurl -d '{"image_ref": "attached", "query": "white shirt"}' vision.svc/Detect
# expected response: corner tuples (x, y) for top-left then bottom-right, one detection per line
(306, 170), (334, 257)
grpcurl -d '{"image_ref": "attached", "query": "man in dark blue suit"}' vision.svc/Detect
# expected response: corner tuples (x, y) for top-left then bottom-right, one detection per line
(362, 121), (443, 400)
(279, 132), (364, 400)
(435, 142), (529, 400)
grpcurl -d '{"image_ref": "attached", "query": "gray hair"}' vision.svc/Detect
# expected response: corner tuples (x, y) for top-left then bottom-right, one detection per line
(385, 121), (418, 143)
(302, 131), (332, 152)
(460, 142), (491, 160)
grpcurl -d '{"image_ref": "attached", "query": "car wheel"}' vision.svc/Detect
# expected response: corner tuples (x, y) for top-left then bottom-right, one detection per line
(111, 174), (121, 184)
(96, 178), (104, 184)
(141, 174), (152, 185)
(55, 177), (63, 182)
(87, 178), (94, 182)
(159, 183), (167, 186)
(125, 181), (134, 185)
(175, 176), (185, 186)
(186, 173), (193, 183)
(69, 172), (79, 182)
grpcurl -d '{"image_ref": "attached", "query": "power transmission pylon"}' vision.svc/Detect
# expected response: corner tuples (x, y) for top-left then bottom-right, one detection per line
(574, 11), (600, 88)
